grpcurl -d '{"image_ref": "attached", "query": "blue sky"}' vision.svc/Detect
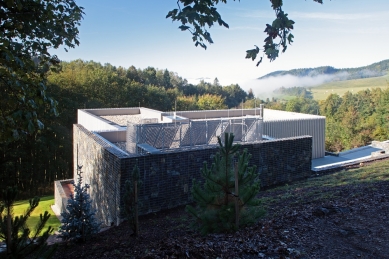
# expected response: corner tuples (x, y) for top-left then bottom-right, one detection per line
(52, 0), (389, 93)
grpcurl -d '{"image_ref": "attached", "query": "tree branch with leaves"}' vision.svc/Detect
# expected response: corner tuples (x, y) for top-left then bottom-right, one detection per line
(167, 0), (324, 66)
(0, 0), (84, 143)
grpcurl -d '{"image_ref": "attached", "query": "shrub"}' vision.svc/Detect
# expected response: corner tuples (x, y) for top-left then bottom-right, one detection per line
(58, 165), (100, 242)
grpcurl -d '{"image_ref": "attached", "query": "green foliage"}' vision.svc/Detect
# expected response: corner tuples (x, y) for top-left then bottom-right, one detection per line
(176, 95), (199, 110)
(0, 0), (83, 143)
(166, 0), (230, 50)
(274, 86), (313, 99)
(167, 0), (323, 65)
(243, 98), (265, 109)
(223, 84), (248, 108)
(0, 187), (56, 259)
(0, 0), (83, 198)
(123, 163), (142, 236)
(197, 94), (227, 110)
(58, 165), (100, 243)
(12, 196), (61, 234)
(186, 133), (264, 235)
(284, 97), (319, 114)
(0, 103), (73, 197)
(320, 88), (389, 151)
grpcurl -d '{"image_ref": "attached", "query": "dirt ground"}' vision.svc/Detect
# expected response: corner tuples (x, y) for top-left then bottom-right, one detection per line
(53, 166), (389, 259)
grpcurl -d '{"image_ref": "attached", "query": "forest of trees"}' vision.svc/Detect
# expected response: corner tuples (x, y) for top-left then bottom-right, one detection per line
(320, 89), (389, 151)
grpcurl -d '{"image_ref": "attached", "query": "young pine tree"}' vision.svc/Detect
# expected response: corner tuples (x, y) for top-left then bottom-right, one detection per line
(0, 186), (56, 259)
(186, 132), (265, 235)
(59, 165), (100, 243)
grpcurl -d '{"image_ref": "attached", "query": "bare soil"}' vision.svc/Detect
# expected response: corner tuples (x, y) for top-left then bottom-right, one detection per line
(53, 165), (389, 259)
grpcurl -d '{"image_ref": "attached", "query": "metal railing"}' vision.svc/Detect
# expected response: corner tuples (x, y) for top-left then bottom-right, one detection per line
(126, 117), (263, 154)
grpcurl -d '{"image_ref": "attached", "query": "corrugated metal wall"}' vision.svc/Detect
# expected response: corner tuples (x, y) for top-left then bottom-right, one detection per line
(263, 118), (325, 159)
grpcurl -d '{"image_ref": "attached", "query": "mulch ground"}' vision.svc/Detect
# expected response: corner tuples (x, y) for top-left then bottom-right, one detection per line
(53, 172), (389, 259)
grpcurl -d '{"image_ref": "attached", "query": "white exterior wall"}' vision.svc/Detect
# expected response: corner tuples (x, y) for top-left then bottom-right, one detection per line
(263, 117), (325, 159)
(78, 110), (121, 132)
(140, 108), (164, 122)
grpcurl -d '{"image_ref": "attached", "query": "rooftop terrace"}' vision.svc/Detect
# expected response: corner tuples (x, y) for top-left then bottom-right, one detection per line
(77, 107), (326, 158)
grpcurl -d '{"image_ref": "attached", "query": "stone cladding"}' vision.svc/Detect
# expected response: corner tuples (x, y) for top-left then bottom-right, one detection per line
(63, 124), (312, 225)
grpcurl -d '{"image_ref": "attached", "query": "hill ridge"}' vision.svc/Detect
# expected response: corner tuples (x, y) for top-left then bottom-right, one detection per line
(259, 59), (389, 81)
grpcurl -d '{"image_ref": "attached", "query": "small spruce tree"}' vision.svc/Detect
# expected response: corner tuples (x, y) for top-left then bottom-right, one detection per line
(0, 186), (56, 259)
(186, 132), (265, 234)
(123, 162), (142, 236)
(59, 165), (100, 243)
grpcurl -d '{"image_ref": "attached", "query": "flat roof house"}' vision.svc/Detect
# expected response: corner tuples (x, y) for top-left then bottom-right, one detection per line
(54, 106), (325, 226)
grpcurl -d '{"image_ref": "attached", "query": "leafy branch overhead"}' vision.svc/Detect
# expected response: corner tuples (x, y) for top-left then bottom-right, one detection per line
(167, 0), (324, 66)
(0, 0), (84, 143)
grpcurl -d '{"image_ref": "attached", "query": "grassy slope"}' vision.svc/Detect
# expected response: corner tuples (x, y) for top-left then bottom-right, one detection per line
(311, 73), (389, 100)
(261, 159), (389, 209)
(12, 195), (61, 236)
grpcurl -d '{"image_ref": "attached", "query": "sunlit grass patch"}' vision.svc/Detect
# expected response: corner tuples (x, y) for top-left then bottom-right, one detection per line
(11, 195), (61, 236)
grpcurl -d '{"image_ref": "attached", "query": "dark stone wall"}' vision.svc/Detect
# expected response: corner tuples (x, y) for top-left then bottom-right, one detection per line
(73, 124), (312, 225)
(246, 137), (312, 186)
(74, 124), (127, 226)
(120, 136), (312, 215)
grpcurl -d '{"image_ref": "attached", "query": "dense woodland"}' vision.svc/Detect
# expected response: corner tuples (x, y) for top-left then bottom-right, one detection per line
(2, 59), (389, 197)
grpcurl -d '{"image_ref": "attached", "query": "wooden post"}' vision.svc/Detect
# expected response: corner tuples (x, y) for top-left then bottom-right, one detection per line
(234, 164), (239, 229)
(7, 208), (11, 254)
(134, 180), (139, 236)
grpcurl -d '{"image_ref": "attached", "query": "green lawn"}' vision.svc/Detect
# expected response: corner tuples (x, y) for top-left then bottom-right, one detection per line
(12, 195), (61, 236)
(311, 73), (389, 100)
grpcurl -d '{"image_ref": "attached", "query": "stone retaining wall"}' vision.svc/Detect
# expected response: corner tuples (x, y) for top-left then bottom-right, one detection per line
(120, 135), (312, 216)
(54, 124), (312, 226)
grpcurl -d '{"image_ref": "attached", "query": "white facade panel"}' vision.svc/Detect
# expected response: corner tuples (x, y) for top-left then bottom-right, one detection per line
(78, 110), (120, 132)
(263, 118), (325, 159)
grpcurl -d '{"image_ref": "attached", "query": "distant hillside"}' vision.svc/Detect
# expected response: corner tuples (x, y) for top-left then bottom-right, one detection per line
(311, 73), (389, 100)
(259, 59), (389, 81)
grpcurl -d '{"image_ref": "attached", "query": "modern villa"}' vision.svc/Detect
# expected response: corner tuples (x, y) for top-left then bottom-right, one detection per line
(54, 106), (325, 226)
